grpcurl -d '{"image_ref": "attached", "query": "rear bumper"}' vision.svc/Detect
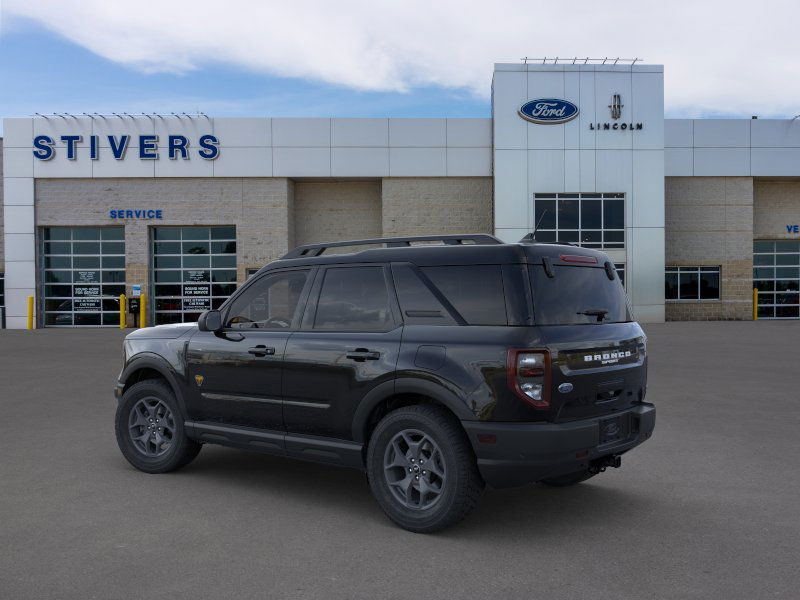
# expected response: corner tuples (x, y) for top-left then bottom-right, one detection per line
(462, 403), (655, 489)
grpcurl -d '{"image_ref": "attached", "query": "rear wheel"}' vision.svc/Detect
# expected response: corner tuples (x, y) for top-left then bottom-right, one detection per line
(367, 405), (484, 533)
(115, 379), (201, 473)
(540, 469), (596, 487)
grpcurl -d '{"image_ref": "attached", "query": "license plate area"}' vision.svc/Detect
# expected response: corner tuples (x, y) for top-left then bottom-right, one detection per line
(599, 415), (627, 445)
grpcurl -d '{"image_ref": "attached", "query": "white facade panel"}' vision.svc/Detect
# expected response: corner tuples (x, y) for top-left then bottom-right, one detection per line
(212, 146), (272, 177)
(577, 71), (597, 150)
(492, 71), (527, 150)
(389, 119), (446, 147)
(154, 117), (212, 143)
(94, 117), (154, 147)
(750, 119), (800, 148)
(212, 118), (271, 147)
(564, 150), (580, 191)
(4, 260), (36, 289)
(631, 72), (664, 150)
(446, 148), (491, 177)
(693, 147), (750, 176)
(331, 119), (388, 147)
(632, 151), (665, 227)
(92, 155), (155, 178)
(578, 149), (596, 190)
(331, 147), (389, 176)
(629, 227), (665, 307)
(493, 150), (528, 229)
(3, 118), (33, 147)
(154, 155), (214, 178)
(273, 147), (331, 176)
(750, 148), (800, 176)
(664, 147), (693, 176)
(665, 119), (693, 147)
(4, 205), (35, 234)
(529, 150), (565, 193)
(33, 117), (92, 147)
(389, 148), (446, 176)
(693, 120), (750, 147)
(3, 177), (35, 205)
(5, 288), (36, 320)
(3, 147), (34, 177)
(272, 118), (331, 147)
(33, 154), (92, 178)
(4, 233), (36, 261)
(593, 71), (633, 150)
(446, 119), (492, 147)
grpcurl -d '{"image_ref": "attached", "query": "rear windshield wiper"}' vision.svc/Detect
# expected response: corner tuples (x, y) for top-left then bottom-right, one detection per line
(577, 308), (609, 322)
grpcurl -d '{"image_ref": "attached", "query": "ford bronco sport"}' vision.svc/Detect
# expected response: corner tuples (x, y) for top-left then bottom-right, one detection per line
(114, 234), (655, 532)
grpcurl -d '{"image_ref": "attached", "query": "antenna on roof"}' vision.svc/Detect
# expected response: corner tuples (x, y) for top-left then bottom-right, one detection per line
(531, 209), (548, 240)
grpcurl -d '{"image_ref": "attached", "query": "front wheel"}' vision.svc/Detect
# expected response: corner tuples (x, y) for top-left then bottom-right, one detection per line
(366, 405), (484, 533)
(115, 379), (201, 473)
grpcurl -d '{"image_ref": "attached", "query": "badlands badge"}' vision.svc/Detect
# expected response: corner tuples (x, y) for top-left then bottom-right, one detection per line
(194, 374), (204, 387)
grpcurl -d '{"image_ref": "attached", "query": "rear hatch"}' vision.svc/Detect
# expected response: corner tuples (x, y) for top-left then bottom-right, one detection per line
(528, 255), (647, 426)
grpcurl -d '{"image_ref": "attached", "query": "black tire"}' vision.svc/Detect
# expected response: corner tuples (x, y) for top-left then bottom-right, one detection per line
(540, 469), (596, 487)
(115, 379), (201, 474)
(366, 405), (484, 533)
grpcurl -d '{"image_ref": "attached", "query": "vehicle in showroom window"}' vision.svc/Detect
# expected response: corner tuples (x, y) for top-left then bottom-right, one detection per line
(114, 234), (655, 532)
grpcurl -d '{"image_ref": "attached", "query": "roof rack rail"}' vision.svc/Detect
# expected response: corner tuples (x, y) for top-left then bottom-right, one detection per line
(282, 234), (503, 259)
(518, 233), (578, 246)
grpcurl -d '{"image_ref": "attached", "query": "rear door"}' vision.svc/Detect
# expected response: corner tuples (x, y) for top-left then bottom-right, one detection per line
(282, 264), (402, 439)
(529, 262), (647, 425)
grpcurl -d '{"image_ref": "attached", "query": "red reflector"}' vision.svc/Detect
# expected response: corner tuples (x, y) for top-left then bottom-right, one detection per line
(477, 434), (497, 444)
(559, 254), (597, 264)
(576, 450), (589, 459)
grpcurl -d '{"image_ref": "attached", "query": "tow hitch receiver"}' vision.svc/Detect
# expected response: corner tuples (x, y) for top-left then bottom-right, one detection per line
(589, 454), (622, 474)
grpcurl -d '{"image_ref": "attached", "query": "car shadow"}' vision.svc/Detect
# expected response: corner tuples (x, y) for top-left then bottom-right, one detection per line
(158, 446), (658, 536)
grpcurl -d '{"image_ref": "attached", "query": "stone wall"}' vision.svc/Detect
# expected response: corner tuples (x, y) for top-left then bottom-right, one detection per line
(381, 177), (493, 237)
(34, 178), (294, 301)
(293, 181), (382, 247)
(753, 180), (800, 240)
(664, 176), (753, 320)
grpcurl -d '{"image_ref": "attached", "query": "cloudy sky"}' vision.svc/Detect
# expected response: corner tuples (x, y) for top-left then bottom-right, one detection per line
(1, 0), (798, 129)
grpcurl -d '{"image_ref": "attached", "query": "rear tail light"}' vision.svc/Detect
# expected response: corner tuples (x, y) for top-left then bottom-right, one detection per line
(507, 349), (551, 409)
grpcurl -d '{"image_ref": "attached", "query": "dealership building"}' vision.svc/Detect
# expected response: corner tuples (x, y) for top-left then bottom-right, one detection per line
(1, 61), (799, 328)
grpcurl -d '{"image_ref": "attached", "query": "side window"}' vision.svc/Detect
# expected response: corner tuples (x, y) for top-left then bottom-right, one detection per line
(391, 264), (457, 326)
(226, 270), (309, 329)
(421, 265), (508, 325)
(314, 267), (393, 331)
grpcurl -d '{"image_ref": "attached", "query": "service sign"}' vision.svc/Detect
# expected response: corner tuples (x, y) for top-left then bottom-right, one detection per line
(184, 284), (210, 296)
(74, 298), (101, 312)
(75, 285), (100, 297)
(518, 99), (579, 124)
(183, 297), (211, 311)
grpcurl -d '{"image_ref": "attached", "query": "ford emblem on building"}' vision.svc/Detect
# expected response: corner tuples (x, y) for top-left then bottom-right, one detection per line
(519, 98), (579, 124)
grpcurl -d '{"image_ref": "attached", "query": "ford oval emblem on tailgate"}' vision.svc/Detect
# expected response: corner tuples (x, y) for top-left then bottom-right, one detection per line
(558, 382), (574, 393)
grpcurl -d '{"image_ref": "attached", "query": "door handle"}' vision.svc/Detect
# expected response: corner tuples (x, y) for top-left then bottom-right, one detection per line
(248, 345), (276, 357)
(346, 348), (381, 362)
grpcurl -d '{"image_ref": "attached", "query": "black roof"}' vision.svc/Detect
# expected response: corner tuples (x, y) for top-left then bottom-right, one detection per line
(259, 234), (612, 272)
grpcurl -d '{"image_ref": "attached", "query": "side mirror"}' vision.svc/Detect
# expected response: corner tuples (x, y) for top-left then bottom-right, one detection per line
(198, 310), (223, 332)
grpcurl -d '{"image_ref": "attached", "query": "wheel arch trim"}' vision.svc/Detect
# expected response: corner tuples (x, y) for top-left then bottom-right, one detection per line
(118, 353), (188, 417)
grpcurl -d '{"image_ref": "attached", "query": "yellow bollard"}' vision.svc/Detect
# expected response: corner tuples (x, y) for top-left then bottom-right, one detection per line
(139, 293), (146, 328)
(27, 295), (34, 330)
(119, 294), (127, 329)
(752, 287), (758, 321)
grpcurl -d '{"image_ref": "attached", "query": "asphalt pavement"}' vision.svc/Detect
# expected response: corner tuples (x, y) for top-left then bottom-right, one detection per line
(1, 321), (798, 599)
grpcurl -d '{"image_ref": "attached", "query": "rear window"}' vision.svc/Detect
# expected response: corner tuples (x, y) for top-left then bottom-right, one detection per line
(421, 265), (508, 325)
(530, 265), (630, 325)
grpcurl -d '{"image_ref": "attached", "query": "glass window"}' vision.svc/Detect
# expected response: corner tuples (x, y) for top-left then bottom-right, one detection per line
(314, 267), (393, 331)
(421, 265), (508, 326)
(391, 265), (457, 326)
(40, 227), (125, 327)
(753, 241), (800, 319)
(226, 270), (309, 329)
(533, 193), (625, 249)
(530, 265), (630, 325)
(665, 267), (720, 301)
(152, 226), (238, 324)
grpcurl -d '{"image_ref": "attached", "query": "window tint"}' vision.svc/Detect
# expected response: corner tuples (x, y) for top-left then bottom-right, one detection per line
(391, 265), (457, 326)
(421, 265), (507, 326)
(530, 265), (630, 325)
(226, 270), (309, 329)
(314, 267), (392, 331)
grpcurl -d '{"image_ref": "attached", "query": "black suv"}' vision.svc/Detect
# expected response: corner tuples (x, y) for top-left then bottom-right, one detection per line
(114, 234), (655, 532)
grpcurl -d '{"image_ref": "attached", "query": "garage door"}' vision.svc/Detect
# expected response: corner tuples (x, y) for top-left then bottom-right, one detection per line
(41, 227), (126, 327)
(753, 241), (800, 319)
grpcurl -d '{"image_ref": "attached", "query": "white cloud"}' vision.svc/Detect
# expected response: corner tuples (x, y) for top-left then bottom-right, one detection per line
(4, 0), (799, 117)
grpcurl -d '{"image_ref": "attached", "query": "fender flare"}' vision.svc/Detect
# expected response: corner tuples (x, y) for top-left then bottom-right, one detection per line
(351, 376), (473, 443)
(119, 353), (189, 417)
